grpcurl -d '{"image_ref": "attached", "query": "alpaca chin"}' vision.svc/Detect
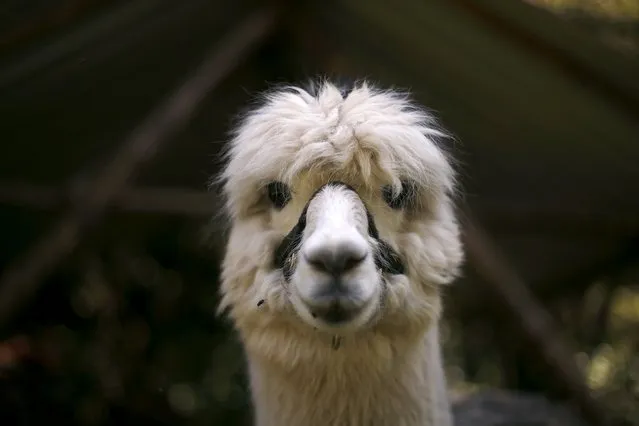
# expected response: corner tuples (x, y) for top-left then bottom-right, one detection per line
(288, 279), (382, 333)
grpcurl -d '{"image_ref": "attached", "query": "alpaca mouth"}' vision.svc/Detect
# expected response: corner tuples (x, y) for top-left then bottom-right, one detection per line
(302, 281), (373, 326)
(292, 283), (380, 331)
(311, 302), (356, 325)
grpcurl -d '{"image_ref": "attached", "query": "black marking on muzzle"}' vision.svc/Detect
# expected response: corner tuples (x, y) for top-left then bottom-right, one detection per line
(273, 203), (309, 281)
(374, 240), (405, 275)
(365, 208), (405, 275)
(273, 181), (406, 280)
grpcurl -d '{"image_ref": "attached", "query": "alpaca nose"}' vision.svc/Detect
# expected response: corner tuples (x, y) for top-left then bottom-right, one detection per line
(304, 242), (367, 276)
(302, 239), (370, 324)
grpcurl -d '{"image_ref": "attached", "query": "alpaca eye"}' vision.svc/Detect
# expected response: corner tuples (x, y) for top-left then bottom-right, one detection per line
(267, 181), (291, 209)
(382, 181), (415, 209)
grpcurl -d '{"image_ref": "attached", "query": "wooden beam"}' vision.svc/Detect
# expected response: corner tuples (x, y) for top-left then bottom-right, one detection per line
(473, 202), (639, 237)
(2, 182), (637, 237)
(451, 0), (639, 120)
(0, 0), (163, 89)
(0, 8), (279, 332)
(0, 0), (114, 55)
(451, 238), (639, 323)
(462, 213), (624, 426)
(0, 182), (222, 216)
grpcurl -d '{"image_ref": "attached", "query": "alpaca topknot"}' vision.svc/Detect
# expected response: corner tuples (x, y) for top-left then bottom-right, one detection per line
(220, 79), (457, 220)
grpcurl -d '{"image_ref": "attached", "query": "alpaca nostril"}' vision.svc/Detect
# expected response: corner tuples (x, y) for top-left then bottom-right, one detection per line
(305, 245), (367, 276)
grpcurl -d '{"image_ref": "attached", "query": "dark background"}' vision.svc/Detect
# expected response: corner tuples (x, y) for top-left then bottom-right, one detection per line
(0, 1), (638, 425)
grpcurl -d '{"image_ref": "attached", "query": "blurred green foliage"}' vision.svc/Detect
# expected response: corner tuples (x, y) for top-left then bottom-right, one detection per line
(528, 0), (639, 19)
(528, 0), (639, 54)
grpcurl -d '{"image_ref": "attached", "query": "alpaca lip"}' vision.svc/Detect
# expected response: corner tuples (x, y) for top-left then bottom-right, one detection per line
(313, 303), (355, 324)
(302, 285), (368, 326)
(306, 296), (362, 325)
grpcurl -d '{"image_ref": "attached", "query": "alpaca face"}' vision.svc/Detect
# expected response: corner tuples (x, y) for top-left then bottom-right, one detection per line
(272, 181), (405, 332)
(218, 80), (464, 348)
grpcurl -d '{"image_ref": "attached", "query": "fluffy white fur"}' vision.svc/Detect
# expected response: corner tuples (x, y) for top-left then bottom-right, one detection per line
(216, 80), (464, 426)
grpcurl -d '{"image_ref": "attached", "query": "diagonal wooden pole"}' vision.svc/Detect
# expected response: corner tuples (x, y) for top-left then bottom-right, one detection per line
(0, 8), (279, 331)
(462, 212), (623, 426)
(0, 183), (222, 216)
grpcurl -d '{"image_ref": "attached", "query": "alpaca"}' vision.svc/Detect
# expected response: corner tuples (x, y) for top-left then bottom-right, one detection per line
(216, 79), (464, 426)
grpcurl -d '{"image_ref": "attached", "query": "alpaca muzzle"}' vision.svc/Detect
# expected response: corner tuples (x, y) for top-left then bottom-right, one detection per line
(273, 181), (406, 330)
(273, 182), (406, 281)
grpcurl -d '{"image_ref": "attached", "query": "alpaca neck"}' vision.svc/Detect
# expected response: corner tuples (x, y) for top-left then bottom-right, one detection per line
(246, 324), (452, 426)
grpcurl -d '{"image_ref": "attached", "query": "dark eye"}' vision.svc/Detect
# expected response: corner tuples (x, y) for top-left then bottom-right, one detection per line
(267, 181), (291, 209)
(382, 180), (416, 209)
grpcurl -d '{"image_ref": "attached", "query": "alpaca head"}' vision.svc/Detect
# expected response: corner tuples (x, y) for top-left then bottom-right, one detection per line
(217, 80), (463, 362)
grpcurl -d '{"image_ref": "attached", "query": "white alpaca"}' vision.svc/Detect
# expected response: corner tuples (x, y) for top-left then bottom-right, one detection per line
(216, 80), (464, 426)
